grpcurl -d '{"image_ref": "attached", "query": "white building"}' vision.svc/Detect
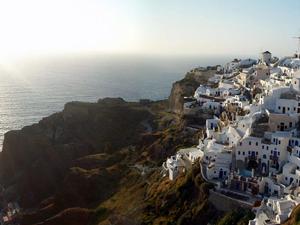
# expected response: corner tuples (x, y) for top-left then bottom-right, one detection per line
(225, 59), (241, 72)
(261, 51), (272, 65)
(178, 147), (204, 164)
(164, 51), (300, 224)
(163, 155), (182, 180)
(292, 70), (300, 92)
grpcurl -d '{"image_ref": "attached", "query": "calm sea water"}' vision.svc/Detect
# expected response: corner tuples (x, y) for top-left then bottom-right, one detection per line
(0, 54), (230, 149)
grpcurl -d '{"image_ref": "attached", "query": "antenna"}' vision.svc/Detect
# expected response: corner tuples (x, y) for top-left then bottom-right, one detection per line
(292, 36), (300, 58)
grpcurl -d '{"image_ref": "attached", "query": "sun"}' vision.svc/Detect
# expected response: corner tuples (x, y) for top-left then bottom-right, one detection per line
(0, 0), (139, 60)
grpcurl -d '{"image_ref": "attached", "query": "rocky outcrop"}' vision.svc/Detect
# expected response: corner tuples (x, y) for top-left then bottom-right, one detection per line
(0, 98), (152, 208)
(168, 67), (217, 114)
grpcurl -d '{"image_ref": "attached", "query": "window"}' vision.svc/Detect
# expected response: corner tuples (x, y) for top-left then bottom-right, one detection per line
(242, 152), (245, 155)
(248, 151), (251, 155)
(266, 146), (269, 150)
(256, 142), (258, 146)
(279, 140), (281, 144)
(256, 152), (258, 155)
(262, 145), (264, 149)
(278, 152), (280, 156)
(278, 106), (281, 109)
(263, 154), (266, 159)
(240, 142), (242, 146)
(249, 141), (251, 145)
(238, 151), (240, 155)
(285, 177), (288, 181)
(290, 122), (293, 128)
(288, 107), (290, 111)
(294, 107), (296, 111)
(271, 150), (273, 153)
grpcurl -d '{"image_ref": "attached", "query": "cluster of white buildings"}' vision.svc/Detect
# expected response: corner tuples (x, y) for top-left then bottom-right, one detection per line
(163, 51), (300, 224)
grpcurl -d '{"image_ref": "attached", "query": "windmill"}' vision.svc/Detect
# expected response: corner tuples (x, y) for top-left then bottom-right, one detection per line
(293, 36), (300, 58)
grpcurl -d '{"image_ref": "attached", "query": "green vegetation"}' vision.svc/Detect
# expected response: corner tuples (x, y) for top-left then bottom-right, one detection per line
(216, 209), (255, 225)
(89, 207), (109, 225)
(138, 165), (219, 225)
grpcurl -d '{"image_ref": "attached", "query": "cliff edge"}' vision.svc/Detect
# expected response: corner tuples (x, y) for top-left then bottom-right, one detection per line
(0, 69), (256, 225)
(168, 66), (217, 114)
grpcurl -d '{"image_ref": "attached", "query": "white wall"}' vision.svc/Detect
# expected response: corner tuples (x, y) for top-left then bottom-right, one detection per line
(292, 77), (300, 92)
(275, 99), (299, 114)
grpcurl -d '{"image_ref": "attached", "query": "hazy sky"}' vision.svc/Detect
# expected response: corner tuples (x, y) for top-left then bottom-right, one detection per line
(0, 0), (300, 59)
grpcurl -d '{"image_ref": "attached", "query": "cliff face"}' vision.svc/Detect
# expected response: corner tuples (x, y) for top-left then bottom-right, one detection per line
(168, 68), (217, 114)
(0, 69), (257, 225)
(0, 98), (152, 208)
(0, 96), (208, 225)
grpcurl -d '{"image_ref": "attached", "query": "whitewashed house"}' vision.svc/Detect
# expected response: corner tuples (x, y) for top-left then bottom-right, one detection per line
(164, 155), (182, 180)
(178, 147), (204, 164)
(225, 59), (241, 72)
(292, 70), (300, 91)
(275, 198), (296, 223)
(261, 51), (272, 65)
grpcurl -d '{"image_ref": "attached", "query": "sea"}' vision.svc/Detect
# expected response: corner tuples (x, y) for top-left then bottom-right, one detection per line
(0, 53), (231, 149)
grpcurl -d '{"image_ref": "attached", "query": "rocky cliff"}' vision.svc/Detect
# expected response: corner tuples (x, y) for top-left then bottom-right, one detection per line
(0, 96), (204, 225)
(0, 98), (152, 208)
(0, 70), (257, 225)
(168, 67), (217, 114)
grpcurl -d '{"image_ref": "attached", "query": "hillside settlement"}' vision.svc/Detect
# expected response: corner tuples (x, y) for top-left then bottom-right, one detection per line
(163, 51), (300, 225)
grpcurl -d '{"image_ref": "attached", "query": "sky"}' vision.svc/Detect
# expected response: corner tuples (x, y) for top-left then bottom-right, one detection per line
(0, 0), (300, 59)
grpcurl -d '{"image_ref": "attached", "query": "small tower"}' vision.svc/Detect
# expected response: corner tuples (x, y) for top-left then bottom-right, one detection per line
(261, 51), (272, 65)
(292, 36), (300, 58)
